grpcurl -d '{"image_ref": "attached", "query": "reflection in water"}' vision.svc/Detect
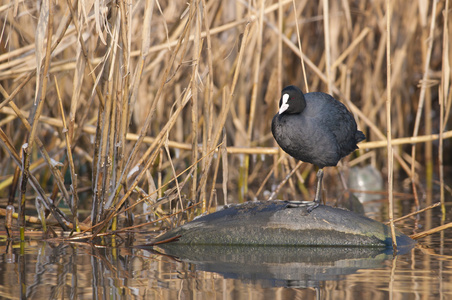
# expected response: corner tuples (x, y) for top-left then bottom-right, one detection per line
(150, 244), (414, 288)
(0, 234), (451, 299)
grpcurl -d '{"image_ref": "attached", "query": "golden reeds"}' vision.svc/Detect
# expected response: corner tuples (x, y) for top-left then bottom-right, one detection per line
(0, 0), (450, 238)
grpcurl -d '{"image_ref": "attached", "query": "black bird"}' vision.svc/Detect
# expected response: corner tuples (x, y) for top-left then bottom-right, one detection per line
(271, 85), (365, 211)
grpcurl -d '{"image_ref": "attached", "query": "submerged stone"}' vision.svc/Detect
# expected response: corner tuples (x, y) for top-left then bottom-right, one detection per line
(152, 201), (415, 248)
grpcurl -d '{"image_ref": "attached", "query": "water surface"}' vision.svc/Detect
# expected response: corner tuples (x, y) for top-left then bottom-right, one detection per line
(1, 204), (451, 299)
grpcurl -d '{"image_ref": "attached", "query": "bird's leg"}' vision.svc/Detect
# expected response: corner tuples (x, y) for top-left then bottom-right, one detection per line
(308, 168), (324, 212)
(314, 168), (324, 203)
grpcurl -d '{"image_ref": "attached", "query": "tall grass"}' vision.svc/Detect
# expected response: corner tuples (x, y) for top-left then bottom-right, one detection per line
(0, 0), (450, 238)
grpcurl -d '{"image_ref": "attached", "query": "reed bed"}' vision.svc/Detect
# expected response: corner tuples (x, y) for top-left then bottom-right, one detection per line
(0, 0), (450, 240)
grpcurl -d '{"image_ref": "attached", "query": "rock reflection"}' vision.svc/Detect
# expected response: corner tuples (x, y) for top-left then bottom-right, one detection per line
(150, 243), (414, 288)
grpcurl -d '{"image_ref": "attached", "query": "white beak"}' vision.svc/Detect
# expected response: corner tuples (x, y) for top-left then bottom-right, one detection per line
(279, 93), (289, 114)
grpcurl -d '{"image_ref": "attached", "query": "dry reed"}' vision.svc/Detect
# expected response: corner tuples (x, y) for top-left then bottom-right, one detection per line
(0, 0), (450, 238)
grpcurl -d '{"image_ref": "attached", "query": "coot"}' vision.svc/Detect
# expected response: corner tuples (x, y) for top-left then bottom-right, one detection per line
(271, 85), (365, 211)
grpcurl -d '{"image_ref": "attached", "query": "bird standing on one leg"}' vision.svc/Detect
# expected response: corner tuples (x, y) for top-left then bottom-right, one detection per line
(271, 85), (365, 211)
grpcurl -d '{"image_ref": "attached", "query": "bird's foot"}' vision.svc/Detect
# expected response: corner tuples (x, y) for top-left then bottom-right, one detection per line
(306, 201), (320, 213)
(285, 200), (316, 209)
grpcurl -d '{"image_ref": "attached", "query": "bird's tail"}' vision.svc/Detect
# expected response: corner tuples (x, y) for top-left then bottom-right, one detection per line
(355, 130), (366, 143)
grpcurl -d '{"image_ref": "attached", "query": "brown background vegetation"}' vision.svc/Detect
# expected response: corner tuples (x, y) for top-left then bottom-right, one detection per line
(0, 0), (450, 233)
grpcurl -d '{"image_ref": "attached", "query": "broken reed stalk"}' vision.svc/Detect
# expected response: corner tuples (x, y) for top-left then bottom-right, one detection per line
(410, 222), (452, 240)
(385, 202), (441, 225)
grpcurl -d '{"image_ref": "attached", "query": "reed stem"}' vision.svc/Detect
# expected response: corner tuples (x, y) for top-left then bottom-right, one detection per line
(385, 0), (397, 252)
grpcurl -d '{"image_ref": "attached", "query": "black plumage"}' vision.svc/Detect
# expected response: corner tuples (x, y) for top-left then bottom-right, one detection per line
(271, 85), (365, 210)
